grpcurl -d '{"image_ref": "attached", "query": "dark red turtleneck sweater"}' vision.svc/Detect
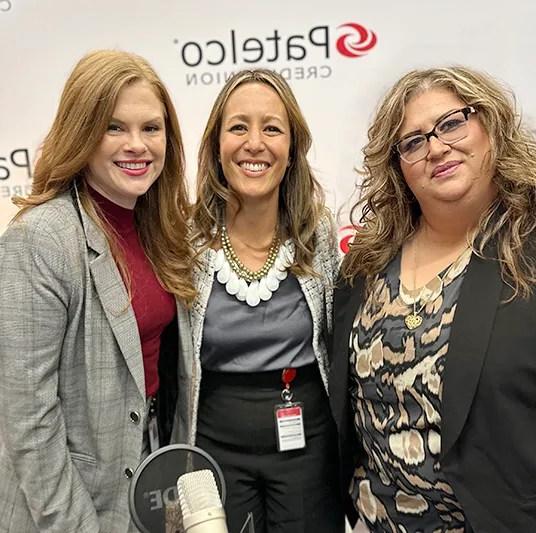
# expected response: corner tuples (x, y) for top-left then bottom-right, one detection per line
(88, 186), (176, 397)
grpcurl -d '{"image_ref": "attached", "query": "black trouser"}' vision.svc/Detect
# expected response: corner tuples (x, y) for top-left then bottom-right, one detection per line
(196, 364), (345, 533)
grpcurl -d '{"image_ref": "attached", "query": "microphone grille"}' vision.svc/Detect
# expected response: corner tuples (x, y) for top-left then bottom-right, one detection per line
(177, 469), (222, 517)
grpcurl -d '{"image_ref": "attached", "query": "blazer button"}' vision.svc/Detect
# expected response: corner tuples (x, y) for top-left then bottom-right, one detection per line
(124, 467), (134, 479)
(129, 411), (141, 424)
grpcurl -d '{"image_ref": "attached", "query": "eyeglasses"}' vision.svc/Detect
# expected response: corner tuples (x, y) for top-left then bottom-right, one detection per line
(393, 106), (477, 163)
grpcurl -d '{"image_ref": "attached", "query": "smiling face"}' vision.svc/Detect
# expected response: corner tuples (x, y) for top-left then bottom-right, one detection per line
(86, 80), (166, 209)
(218, 82), (291, 208)
(398, 88), (496, 211)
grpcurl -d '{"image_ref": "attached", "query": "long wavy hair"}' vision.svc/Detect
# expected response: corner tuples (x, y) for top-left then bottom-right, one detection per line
(191, 69), (326, 275)
(13, 49), (196, 305)
(341, 66), (536, 299)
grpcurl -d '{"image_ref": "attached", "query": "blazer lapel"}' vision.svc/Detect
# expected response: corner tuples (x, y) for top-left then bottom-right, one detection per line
(76, 194), (145, 399)
(296, 271), (321, 304)
(440, 252), (502, 460)
(89, 253), (145, 398)
(296, 273), (322, 335)
(329, 277), (365, 431)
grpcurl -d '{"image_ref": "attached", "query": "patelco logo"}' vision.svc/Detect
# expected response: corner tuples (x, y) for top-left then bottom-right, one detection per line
(336, 23), (377, 58)
(173, 21), (377, 86)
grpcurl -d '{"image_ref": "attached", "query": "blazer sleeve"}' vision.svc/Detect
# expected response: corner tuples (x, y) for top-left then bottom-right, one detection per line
(0, 219), (100, 532)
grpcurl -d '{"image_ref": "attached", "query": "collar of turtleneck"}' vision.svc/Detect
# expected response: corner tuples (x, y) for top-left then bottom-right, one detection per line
(87, 185), (136, 235)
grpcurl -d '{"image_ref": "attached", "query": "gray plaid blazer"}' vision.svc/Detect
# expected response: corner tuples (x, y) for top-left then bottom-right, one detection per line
(0, 191), (194, 532)
(173, 216), (340, 445)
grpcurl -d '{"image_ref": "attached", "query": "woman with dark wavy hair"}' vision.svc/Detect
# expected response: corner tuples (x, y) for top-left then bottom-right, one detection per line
(0, 50), (195, 532)
(179, 69), (344, 533)
(330, 65), (536, 533)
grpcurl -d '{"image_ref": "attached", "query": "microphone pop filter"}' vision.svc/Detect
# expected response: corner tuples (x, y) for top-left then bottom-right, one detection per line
(128, 444), (226, 533)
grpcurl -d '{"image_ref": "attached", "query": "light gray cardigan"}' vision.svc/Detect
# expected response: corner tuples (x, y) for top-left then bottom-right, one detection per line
(173, 216), (340, 446)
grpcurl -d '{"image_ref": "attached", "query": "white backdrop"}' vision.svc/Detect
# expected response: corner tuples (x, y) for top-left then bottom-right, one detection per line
(2, 0), (535, 243)
(1, 2), (534, 531)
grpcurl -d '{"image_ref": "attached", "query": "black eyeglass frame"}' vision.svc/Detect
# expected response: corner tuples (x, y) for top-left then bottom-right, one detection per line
(393, 106), (477, 163)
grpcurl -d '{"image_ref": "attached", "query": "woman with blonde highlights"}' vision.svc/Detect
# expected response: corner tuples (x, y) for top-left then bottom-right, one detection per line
(330, 66), (536, 532)
(180, 69), (343, 532)
(0, 50), (195, 532)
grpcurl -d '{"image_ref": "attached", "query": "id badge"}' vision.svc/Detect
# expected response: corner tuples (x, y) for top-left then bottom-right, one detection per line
(274, 402), (306, 452)
(148, 416), (160, 453)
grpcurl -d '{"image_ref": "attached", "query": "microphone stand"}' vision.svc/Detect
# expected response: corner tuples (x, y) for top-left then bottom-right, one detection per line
(165, 505), (254, 533)
(239, 513), (255, 533)
(165, 500), (183, 533)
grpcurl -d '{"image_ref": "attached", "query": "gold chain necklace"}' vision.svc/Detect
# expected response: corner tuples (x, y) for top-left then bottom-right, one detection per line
(404, 239), (470, 330)
(220, 226), (281, 283)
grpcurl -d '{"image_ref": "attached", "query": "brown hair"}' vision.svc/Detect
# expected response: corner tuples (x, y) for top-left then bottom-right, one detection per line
(191, 68), (327, 275)
(13, 49), (195, 304)
(342, 65), (536, 299)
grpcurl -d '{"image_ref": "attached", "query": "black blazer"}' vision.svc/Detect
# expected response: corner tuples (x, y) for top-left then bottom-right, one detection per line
(329, 250), (536, 532)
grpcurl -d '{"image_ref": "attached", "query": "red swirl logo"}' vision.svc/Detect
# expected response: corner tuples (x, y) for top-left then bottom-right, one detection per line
(338, 224), (361, 254)
(336, 23), (377, 58)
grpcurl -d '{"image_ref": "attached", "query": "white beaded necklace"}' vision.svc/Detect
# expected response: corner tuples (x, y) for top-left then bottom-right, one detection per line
(214, 232), (294, 307)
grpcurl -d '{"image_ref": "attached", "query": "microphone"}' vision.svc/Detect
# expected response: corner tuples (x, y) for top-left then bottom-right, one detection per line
(128, 444), (226, 533)
(177, 469), (229, 533)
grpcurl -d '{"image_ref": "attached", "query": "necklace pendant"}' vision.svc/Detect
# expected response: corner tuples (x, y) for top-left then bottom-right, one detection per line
(257, 277), (272, 301)
(405, 313), (423, 330)
(236, 278), (248, 302)
(245, 280), (261, 307)
(225, 271), (240, 295)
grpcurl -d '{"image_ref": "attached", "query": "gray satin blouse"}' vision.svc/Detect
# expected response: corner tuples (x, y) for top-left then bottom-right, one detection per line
(200, 273), (316, 372)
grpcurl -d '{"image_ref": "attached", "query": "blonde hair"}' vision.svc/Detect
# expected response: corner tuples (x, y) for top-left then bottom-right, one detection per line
(342, 65), (536, 299)
(191, 69), (326, 275)
(14, 49), (195, 304)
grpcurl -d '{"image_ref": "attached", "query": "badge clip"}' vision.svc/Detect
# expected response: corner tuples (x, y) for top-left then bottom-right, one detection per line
(274, 367), (306, 452)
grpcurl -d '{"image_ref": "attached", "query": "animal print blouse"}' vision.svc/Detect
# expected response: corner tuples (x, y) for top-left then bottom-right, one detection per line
(348, 248), (472, 533)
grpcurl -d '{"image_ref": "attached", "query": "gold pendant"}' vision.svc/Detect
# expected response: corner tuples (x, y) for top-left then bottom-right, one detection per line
(405, 313), (423, 330)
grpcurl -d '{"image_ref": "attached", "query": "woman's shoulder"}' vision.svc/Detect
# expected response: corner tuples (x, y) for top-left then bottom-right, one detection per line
(191, 244), (216, 285)
(312, 210), (336, 247)
(2, 193), (80, 249)
(312, 211), (339, 255)
(315, 210), (335, 234)
(0, 194), (86, 286)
